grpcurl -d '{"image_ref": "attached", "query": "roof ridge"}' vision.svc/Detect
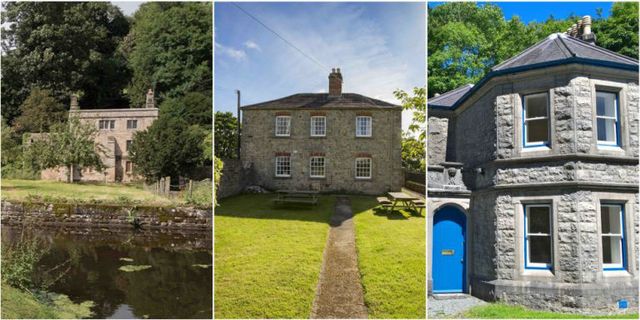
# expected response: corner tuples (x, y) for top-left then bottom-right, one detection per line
(563, 34), (639, 63)
(556, 34), (576, 58)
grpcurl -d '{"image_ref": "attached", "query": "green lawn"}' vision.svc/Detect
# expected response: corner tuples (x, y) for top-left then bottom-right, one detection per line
(214, 194), (335, 318)
(462, 303), (639, 319)
(351, 196), (426, 319)
(1, 179), (172, 205)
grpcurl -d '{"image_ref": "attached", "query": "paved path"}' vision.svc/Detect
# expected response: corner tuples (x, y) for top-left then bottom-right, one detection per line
(311, 196), (368, 319)
(428, 294), (487, 319)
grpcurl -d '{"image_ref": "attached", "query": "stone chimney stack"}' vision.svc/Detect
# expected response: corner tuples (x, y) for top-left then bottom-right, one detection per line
(70, 94), (79, 110)
(145, 88), (155, 108)
(580, 15), (596, 45)
(328, 68), (343, 97)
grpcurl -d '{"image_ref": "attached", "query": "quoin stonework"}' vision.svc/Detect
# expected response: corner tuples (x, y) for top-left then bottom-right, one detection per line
(41, 89), (159, 182)
(428, 16), (639, 313)
(238, 68), (403, 195)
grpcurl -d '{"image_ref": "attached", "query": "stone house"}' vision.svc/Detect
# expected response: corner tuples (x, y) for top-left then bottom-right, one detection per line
(239, 68), (403, 195)
(41, 90), (159, 183)
(427, 17), (639, 313)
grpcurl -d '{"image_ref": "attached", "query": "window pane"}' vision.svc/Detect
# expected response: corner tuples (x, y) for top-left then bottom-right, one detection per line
(526, 94), (547, 118)
(597, 118), (616, 142)
(529, 235), (551, 264)
(596, 92), (616, 117)
(602, 236), (622, 265)
(528, 206), (550, 233)
(526, 119), (549, 143)
(601, 206), (621, 234)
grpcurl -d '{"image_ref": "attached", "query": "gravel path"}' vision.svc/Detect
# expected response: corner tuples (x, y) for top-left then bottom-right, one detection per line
(310, 196), (368, 319)
(428, 294), (487, 319)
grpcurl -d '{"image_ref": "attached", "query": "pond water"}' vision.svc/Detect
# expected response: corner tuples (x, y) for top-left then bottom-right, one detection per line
(2, 226), (212, 319)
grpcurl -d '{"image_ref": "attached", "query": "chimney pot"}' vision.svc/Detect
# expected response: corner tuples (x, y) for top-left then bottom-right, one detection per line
(145, 88), (155, 108)
(328, 68), (343, 97)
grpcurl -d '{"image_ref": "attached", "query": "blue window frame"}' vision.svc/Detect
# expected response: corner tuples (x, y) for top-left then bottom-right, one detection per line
(524, 204), (553, 270)
(522, 93), (550, 148)
(601, 203), (627, 271)
(596, 91), (621, 147)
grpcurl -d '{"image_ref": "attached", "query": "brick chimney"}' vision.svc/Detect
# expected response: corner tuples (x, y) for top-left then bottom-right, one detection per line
(70, 94), (79, 110)
(328, 68), (343, 97)
(145, 88), (155, 108)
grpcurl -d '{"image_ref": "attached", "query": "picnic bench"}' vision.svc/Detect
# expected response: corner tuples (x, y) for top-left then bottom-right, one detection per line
(273, 190), (319, 205)
(376, 191), (424, 214)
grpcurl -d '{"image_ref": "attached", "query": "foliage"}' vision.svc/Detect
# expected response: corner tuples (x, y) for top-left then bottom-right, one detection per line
(402, 135), (426, 172)
(213, 157), (223, 206)
(203, 132), (213, 162)
(394, 88), (425, 171)
(124, 2), (212, 107)
(1, 231), (47, 291)
(1, 117), (21, 171)
(593, 2), (639, 59)
(183, 179), (213, 207)
(129, 115), (207, 182)
(25, 117), (105, 183)
(351, 197), (425, 318)
(214, 112), (239, 159)
(1, 2), (130, 123)
(462, 303), (638, 319)
(1, 283), (94, 319)
(160, 91), (213, 130)
(13, 88), (67, 133)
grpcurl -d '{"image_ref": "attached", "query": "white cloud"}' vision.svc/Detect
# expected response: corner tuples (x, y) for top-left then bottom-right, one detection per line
(244, 40), (262, 51)
(215, 43), (247, 61)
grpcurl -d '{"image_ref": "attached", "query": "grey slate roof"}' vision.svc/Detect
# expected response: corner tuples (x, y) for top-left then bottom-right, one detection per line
(492, 33), (638, 72)
(427, 84), (474, 109)
(241, 93), (400, 109)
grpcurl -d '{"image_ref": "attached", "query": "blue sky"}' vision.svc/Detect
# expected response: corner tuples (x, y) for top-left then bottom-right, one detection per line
(428, 2), (613, 23)
(214, 2), (425, 130)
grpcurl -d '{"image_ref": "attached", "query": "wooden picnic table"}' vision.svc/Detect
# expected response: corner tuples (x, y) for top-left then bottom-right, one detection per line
(273, 190), (319, 205)
(387, 191), (419, 212)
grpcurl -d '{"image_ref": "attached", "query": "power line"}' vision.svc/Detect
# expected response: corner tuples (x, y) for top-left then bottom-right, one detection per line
(231, 3), (327, 70)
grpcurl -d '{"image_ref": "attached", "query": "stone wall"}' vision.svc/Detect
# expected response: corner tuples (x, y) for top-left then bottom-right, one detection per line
(428, 116), (448, 165)
(241, 108), (403, 195)
(216, 158), (251, 199)
(1, 201), (211, 230)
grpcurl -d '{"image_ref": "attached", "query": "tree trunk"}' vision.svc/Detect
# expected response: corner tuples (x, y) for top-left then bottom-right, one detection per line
(67, 164), (73, 183)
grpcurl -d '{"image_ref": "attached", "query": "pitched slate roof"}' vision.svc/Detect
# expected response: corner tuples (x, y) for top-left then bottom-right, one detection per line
(241, 93), (400, 109)
(429, 33), (639, 110)
(427, 84), (474, 109)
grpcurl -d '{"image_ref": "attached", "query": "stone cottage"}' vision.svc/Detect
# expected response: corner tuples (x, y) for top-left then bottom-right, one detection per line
(41, 90), (159, 182)
(239, 68), (403, 194)
(427, 17), (639, 313)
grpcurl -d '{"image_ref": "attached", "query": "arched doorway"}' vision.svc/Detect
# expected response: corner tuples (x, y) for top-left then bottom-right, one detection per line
(432, 205), (466, 293)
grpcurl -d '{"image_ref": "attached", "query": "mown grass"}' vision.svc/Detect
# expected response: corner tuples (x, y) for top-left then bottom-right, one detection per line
(214, 194), (335, 318)
(1, 283), (93, 319)
(351, 196), (426, 319)
(1, 179), (172, 205)
(462, 303), (638, 319)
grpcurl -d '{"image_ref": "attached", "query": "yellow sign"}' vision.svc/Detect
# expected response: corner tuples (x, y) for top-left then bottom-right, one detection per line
(441, 249), (454, 255)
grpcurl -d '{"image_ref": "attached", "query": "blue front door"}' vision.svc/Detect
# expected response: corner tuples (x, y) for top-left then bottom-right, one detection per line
(432, 205), (466, 293)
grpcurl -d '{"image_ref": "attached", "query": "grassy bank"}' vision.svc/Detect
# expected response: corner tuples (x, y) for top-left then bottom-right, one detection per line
(1, 283), (93, 319)
(351, 196), (426, 319)
(1, 179), (172, 205)
(214, 194), (334, 318)
(462, 303), (638, 319)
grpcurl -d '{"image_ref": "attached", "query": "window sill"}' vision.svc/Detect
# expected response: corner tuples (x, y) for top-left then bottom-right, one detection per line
(522, 268), (554, 277)
(597, 144), (624, 152)
(274, 135), (291, 138)
(603, 269), (631, 277)
(522, 145), (551, 152)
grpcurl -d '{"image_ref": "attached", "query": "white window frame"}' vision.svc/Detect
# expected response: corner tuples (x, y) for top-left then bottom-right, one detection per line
(275, 156), (291, 177)
(523, 93), (550, 148)
(355, 116), (372, 137)
(127, 119), (138, 130)
(524, 204), (553, 270)
(601, 203), (625, 270)
(99, 120), (115, 130)
(595, 91), (620, 147)
(309, 156), (325, 178)
(275, 116), (291, 137)
(310, 116), (326, 137)
(355, 157), (372, 179)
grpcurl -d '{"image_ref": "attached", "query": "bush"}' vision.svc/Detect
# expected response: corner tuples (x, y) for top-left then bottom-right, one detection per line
(183, 179), (212, 207)
(1, 230), (47, 291)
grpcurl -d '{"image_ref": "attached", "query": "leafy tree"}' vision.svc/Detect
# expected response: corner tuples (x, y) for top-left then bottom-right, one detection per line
(160, 92), (212, 130)
(593, 2), (639, 58)
(202, 132), (213, 162)
(1, 2), (130, 123)
(1, 117), (20, 169)
(214, 112), (239, 159)
(14, 88), (67, 133)
(214, 157), (223, 206)
(26, 117), (105, 183)
(394, 88), (426, 172)
(124, 2), (212, 107)
(129, 116), (207, 182)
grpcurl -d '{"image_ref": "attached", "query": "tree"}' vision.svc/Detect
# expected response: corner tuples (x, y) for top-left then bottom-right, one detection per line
(214, 112), (239, 159)
(1, 2), (130, 123)
(1, 117), (20, 170)
(214, 157), (223, 206)
(124, 2), (212, 107)
(26, 117), (105, 183)
(593, 2), (639, 59)
(160, 92), (212, 130)
(129, 116), (207, 182)
(13, 88), (67, 133)
(395, 87), (426, 172)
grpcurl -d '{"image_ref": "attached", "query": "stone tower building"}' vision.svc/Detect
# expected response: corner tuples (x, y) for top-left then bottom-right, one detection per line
(240, 68), (403, 194)
(428, 17), (639, 313)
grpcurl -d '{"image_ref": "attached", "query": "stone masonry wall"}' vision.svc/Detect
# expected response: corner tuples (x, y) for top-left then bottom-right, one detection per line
(494, 161), (638, 186)
(627, 82), (639, 158)
(455, 89), (497, 168)
(241, 108), (403, 195)
(428, 116), (448, 165)
(216, 158), (250, 199)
